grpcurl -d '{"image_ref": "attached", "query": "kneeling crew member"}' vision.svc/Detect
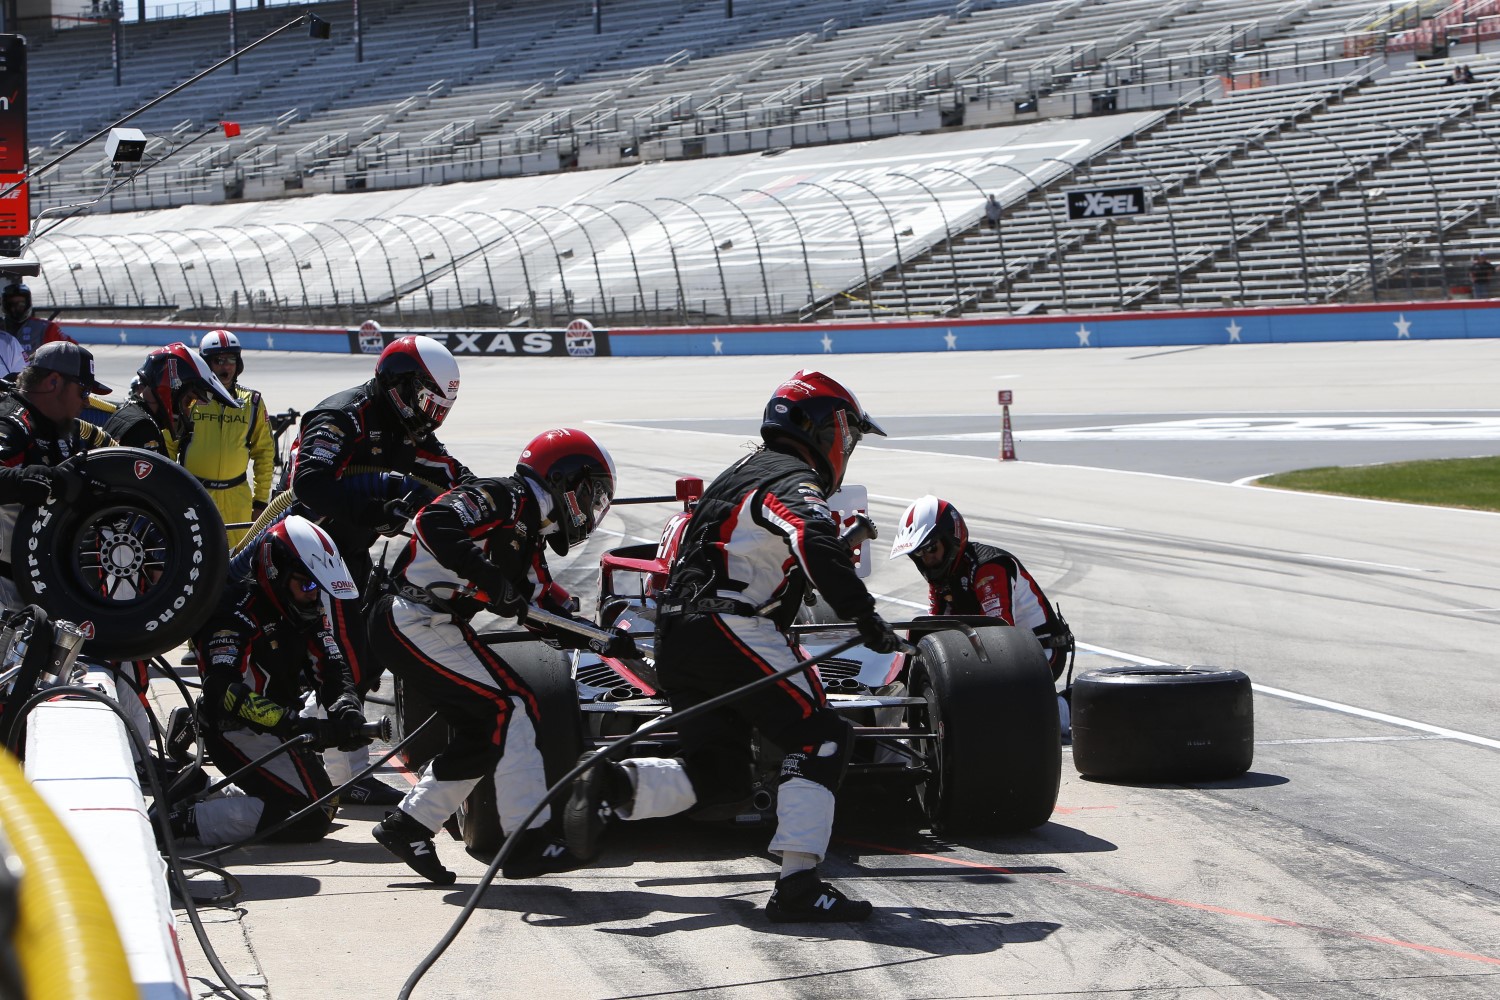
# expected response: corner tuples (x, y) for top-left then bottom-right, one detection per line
(173, 516), (369, 845)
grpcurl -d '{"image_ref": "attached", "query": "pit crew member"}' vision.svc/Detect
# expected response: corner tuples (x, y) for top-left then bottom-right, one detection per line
(564, 371), (898, 923)
(368, 428), (624, 884)
(103, 342), (238, 459)
(170, 516), (368, 845)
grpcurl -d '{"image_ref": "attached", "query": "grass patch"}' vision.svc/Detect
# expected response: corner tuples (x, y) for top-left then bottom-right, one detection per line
(1257, 456), (1500, 511)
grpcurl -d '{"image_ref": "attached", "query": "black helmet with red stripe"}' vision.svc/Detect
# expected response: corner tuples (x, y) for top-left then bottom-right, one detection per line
(375, 335), (460, 437)
(517, 428), (616, 556)
(889, 494), (968, 584)
(760, 370), (885, 491)
(135, 342), (240, 438)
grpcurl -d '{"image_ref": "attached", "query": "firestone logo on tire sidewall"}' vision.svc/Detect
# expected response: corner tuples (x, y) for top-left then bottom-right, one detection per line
(134, 460), (153, 480)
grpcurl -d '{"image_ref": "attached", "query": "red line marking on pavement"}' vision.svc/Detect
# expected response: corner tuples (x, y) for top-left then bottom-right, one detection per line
(1050, 805), (1118, 815)
(839, 838), (1500, 969)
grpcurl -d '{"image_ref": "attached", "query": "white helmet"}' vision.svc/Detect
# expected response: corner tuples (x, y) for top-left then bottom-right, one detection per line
(256, 515), (358, 624)
(200, 328), (243, 379)
(889, 494), (969, 583)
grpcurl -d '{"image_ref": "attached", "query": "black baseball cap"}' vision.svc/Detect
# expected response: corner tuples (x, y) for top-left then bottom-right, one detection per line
(29, 342), (112, 395)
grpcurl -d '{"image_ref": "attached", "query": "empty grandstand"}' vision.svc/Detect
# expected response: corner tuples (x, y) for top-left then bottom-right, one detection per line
(16, 0), (1500, 324)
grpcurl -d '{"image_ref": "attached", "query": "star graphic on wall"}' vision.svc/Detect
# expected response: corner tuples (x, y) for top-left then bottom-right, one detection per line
(266, 335), (276, 349)
(821, 333), (834, 353)
(118, 330), (128, 343)
(711, 336), (723, 355)
(1075, 324), (1091, 347)
(1393, 315), (1412, 338)
(944, 330), (958, 350)
(1226, 319), (1242, 342)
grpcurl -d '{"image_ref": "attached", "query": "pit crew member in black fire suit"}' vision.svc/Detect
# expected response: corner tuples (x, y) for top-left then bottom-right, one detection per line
(170, 515), (369, 845)
(565, 371), (900, 923)
(369, 428), (627, 884)
(102, 342), (239, 458)
(288, 335), (469, 806)
(889, 494), (1075, 730)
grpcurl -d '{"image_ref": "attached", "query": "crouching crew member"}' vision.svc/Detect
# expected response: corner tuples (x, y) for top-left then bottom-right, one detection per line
(565, 371), (900, 923)
(889, 494), (1074, 727)
(368, 428), (624, 884)
(171, 516), (370, 845)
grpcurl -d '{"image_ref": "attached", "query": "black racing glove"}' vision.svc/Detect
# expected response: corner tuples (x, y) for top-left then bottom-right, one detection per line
(855, 613), (903, 655)
(328, 694), (371, 752)
(251, 499), (269, 520)
(12, 468), (59, 507)
(485, 580), (529, 622)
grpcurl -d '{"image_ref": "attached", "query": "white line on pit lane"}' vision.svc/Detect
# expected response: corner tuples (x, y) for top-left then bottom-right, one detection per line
(873, 596), (1500, 752)
(896, 416), (1500, 442)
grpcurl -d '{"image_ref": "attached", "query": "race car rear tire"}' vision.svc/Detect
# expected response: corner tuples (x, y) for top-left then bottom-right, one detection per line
(11, 447), (228, 661)
(392, 675), (447, 770)
(1070, 666), (1253, 782)
(913, 624), (1060, 834)
(459, 644), (585, 857)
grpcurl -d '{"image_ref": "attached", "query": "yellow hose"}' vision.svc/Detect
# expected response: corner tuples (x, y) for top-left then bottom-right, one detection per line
(0, 749), (135, 1000)
(228, 489), (299, 558)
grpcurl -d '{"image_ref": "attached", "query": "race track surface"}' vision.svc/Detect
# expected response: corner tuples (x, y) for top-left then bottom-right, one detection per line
(102, 339), (1500, 1000)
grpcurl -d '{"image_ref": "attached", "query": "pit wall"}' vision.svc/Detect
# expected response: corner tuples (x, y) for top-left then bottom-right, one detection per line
(61, 300), (1498, 359)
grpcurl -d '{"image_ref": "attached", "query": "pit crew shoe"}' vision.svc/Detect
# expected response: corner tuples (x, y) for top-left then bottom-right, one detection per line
(562, 757), (633, 861)
(345, 775), (405, 806)
(373, 810), (456, 885)
(765, 870), (873, 923)
(501, 826), (581, 880)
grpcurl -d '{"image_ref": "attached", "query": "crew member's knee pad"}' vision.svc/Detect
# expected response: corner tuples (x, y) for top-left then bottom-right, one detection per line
(681, 744), (755, 807)
(773, 712), (853, 794)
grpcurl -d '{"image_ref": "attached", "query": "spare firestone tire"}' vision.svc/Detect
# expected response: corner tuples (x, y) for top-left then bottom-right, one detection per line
(12, 447), (228, 661)
(1070, 665), (1254, 782)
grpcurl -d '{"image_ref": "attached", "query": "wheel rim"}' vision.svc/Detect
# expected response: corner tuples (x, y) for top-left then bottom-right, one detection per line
(69, 504), (171, 606)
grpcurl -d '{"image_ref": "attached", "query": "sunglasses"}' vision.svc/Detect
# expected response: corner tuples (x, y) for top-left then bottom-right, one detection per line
(288, 572), (321, 594)
(913, 537), (943, 559)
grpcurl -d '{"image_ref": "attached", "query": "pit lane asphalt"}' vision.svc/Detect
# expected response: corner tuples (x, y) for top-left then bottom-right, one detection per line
(99, 338), (1500, 1000)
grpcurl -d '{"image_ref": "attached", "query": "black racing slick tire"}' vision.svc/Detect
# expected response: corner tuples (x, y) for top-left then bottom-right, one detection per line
(392, 675), (447, 770)
(459, 643), (585, 857)
(12, 447), (228, 661)
(912, 624), (1061, 834)
(1070, 666), (1254, 782)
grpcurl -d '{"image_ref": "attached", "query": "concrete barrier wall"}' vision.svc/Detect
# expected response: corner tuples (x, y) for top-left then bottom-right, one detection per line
(61, 300), (1499, 358)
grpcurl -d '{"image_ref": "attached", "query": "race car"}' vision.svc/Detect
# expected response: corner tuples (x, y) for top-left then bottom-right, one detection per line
(395, 476), (1063, 856)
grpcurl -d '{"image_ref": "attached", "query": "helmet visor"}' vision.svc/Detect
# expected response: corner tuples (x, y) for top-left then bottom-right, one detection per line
(564, 478), (612, 541)
(415, 384), (454, 427)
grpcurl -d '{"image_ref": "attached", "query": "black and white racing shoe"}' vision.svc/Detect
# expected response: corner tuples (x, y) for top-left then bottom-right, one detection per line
(372, 810), (456, 885)
(562, 757), (633, 861)
(764, 869), (873, 923)
(501, 826), (581, 880)
(345, 775), (405, 806)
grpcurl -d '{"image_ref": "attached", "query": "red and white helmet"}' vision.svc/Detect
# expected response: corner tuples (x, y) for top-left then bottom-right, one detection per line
(517, 428), (617, 556)
(136, 342), (240, 436)
(375, 335), (459, 436)
(889, 494), (968, 584)
(254, 515), (358, 625)
(199, 329), (243, 378)
(760, 370), (885, 491)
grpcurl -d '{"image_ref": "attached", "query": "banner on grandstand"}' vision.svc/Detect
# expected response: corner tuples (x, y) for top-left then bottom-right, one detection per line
(0, 35), (27, 237)
(347, 321), (612, 358)
(1066, 185), (1148, 220)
